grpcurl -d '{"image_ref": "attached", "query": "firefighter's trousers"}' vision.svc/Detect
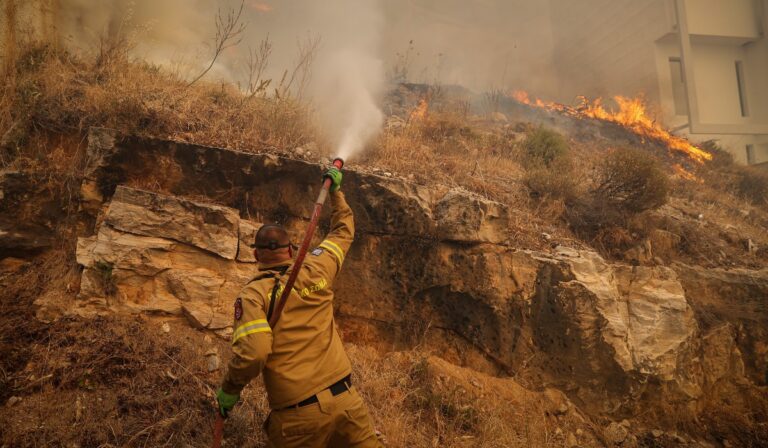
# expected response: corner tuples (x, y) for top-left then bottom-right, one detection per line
(265, 386), (382, 448)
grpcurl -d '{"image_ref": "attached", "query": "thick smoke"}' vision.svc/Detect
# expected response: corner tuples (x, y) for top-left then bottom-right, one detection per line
(25, 0), (565, 157)
(304, 0), (385, 160)
(51, 0), (387, 159)
(47, 0), (560, 93)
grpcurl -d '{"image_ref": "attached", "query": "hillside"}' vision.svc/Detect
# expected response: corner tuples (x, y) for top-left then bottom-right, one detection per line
(1, 43), (768, 447)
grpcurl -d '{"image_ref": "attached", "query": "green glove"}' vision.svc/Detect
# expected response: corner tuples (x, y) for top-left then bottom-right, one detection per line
(323, 167), (342, 193)
(216, 388), (240, 418)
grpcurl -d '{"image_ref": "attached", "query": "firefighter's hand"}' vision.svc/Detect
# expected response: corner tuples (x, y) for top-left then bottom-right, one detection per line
(323, 167), (342, 193)
(216, 388), (240, 418)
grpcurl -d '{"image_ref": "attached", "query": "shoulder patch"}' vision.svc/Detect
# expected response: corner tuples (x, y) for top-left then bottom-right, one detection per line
(311, 247), (324, 256)
(234, 298), (243, 320)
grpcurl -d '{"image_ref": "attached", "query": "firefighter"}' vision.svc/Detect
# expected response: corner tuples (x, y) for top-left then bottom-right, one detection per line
(216, 167), (382, 448)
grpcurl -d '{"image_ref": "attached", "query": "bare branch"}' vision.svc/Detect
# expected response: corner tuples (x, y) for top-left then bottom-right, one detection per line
(244, 34), (272, 98)
(276, 34), (320, 100)
(187, 0), (246, 87)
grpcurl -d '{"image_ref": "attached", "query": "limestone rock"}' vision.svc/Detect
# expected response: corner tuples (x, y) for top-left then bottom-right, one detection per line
(205, 350), (221, 372)
(435, 189), (509, 243)
(106, 186), (240, 260)
(531, 248), (698, 400)
(237, 219), (261, 263)
(675, 264), (768, 384)
(354, 177), (437, 237)
(73, 189), (258, 329)
(83, 127), (118, 178)
(614, 265), (695, 379)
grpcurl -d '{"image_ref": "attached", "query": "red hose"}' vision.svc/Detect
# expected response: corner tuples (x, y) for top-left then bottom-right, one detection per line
(211, 414), (224, 448)
(268, 158), (344, 328)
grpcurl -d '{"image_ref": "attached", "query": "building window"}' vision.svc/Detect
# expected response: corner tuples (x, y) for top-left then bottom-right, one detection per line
(735, 61), (749, 117)
(746, 145), (755, 165)
(669, 58), (688, 116)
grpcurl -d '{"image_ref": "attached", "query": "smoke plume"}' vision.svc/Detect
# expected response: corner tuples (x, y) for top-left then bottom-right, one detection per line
(304, 0), (385, 160)
(18, 0), (570, 157)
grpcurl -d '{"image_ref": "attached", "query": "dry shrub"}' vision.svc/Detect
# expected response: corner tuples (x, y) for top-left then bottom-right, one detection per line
(348, 347), (582, 448)
(417, 111), (476, 144)
(698, 140), (768, 206)
(567, 148), (669, 256)
(1, 41), (317, 163)
(594, 147), (669, 215)
(738, 167), (768, 206)
(525, 157), (577, 201)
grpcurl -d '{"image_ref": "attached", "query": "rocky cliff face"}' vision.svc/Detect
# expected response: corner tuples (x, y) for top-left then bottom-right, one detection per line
(32, 128), (767, 438)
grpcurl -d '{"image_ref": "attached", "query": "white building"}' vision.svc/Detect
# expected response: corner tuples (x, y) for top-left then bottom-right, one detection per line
(549, 0), (768, 165)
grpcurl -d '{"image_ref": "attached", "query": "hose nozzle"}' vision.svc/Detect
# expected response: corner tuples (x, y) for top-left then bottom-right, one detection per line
(332, 157), (344, 170)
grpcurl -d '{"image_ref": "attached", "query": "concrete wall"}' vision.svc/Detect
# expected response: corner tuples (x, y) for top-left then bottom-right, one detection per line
(684, 0), (761, 38)
(691, 43), (750, 125)
(743, 1), (768, 123)
(654, 35), (686, 127)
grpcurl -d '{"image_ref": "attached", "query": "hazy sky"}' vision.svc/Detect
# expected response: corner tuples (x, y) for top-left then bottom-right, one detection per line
(48, 0), (558, 96)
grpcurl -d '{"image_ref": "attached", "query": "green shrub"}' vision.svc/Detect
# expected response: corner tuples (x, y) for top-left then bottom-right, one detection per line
(594, 147), (669, 214)
(521, 127), (575, 199)
(522, 126), (569, 168)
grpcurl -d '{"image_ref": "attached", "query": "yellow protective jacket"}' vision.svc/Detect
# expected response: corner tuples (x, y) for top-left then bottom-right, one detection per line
(221, 191), (354, 409)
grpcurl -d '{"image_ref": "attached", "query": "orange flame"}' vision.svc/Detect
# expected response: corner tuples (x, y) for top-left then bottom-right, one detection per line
(409, 98), (429, 122)
(512, 91), (712, 163)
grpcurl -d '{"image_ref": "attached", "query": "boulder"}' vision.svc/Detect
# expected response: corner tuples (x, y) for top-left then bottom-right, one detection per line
(603, 421), (629, 446)
(72, 188), (258, 329)
(237, 219), (261, 263)
(530, 248), (699, 402)
(106, 186), (241, 259)
(675, 264), (768, 384)
(435, 189), (509, 244)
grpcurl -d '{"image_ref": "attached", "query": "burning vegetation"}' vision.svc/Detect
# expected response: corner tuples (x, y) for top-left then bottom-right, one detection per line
(511, 91), (712, 163)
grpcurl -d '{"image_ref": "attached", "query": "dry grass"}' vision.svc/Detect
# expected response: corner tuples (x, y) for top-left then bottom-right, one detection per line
(1, 41), (318, 165)
(0, 251), (592, 448)
(348, 346), (597, 448)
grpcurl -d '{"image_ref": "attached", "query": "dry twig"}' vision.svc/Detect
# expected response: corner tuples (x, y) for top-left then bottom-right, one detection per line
(187, 0), (246, 87)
